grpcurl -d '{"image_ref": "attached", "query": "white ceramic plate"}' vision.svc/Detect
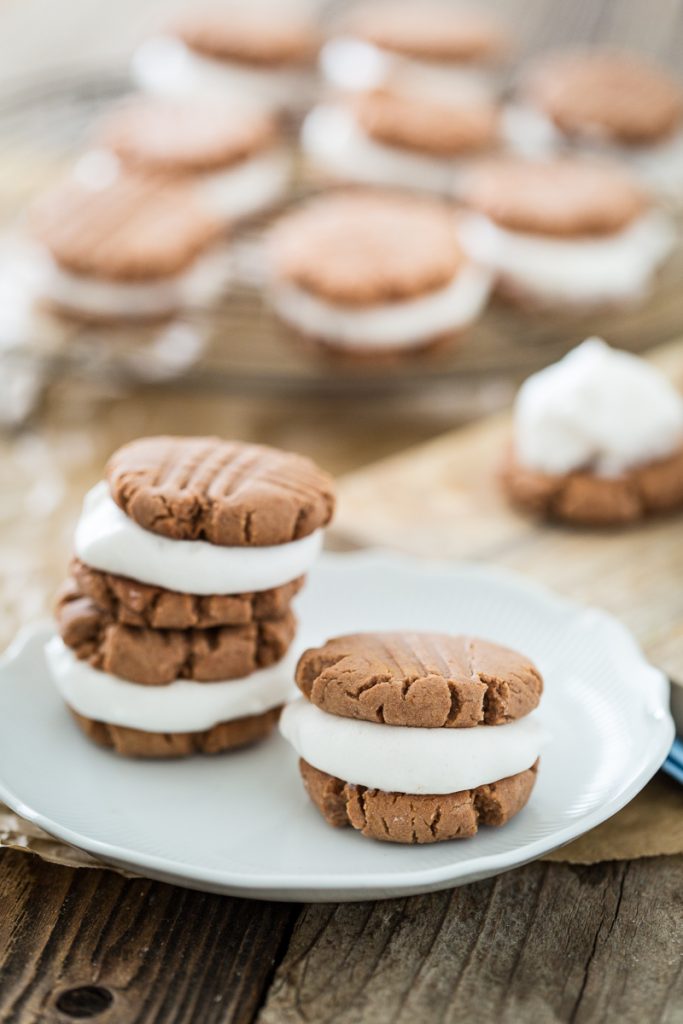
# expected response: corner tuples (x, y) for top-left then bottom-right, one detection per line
(0, 551), (673, 902)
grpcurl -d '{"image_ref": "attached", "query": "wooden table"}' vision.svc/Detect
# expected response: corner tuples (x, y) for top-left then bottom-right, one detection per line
(2, 0), (683, 1020)
(3, 352), (683, 1023)
(1, 849), (681, 1022)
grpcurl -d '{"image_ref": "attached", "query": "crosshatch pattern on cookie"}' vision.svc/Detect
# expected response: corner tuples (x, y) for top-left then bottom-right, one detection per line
(106, 436), (335, 546)
(296, 632), (543, 728)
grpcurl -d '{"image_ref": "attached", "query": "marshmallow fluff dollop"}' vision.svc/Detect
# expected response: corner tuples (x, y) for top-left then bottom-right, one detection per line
(280, 699), (544, 794)
(515, 338), (683, 476)
(74, 481), (324, 594)
(47, 637), (297, 732)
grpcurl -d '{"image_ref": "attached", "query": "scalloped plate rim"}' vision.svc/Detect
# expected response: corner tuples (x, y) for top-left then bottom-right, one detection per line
(0, 551), (673, 901)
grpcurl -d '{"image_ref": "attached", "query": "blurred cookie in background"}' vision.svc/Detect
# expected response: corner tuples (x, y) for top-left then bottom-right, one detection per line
(29, 170), (227, 322)
(507, 49), (683, 202)
(266, 190), (493, 357)
(132, 6), (320, 116)
(458, 157), (676, 310)
(322, 1), (508, 101)
(502, 337), (683, 526)
(302, 83), (502, 196)
(97, 97), (291, 224)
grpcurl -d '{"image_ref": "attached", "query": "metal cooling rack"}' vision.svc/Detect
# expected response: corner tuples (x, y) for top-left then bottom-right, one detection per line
(0, 68), (682, 406)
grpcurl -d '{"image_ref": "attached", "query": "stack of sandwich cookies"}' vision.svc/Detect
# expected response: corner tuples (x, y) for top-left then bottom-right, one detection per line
(502, 338), (683, 526)
(302, 86), (501, 196)
(280, 632), (543, 843)
(267, 191), (492, 356)
(30, 174), (225, 322)
(97, 98), (291, 224)
(458, 158), (675, 310)
(46, 436), (335, 756)
(510, 49), (683, 201)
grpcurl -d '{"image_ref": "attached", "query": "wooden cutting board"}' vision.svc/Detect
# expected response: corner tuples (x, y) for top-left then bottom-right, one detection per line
(331, 338), (683, 722)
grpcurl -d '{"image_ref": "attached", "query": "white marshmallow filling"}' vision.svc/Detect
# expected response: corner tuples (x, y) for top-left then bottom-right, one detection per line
(270, 263), (493, 350)
(37, 245), (231, 319)
(302, 104), (459, 195)
(503, 103), (683, 202)
(320, 37), (499, 102)
(280, 698), (544, 795)
(513, 337), (683, 476)
(47, 636), (296, 733)
(74, 482), (324, 595)
(133, 35), (316, 113)
(197, 148), (291, 221)
(458, 208), (676, 304)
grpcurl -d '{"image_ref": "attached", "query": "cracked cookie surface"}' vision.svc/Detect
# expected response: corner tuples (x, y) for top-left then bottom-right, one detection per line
(300, 759), (539, 843)
(296, 632), (542, 728)
(106, 436), (335, 546)
(70, 557), (303, 629)
(56, 581), (296, 685)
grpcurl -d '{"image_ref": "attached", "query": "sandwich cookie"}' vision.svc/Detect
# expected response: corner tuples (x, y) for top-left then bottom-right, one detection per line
(502, 337), (683, 526)
(302, 86), (501, 196)
(97, 98), (291, 223)
(280, 632), (544, 843)
(458, 158), (676, 310)
(30, 173), (226, 322)
(133, 8), (320, 115)
(508, 49), (683, 202)
(267, 191), (492, 355)
(47, 435), (335, 756)
(322, 1), (507, 101)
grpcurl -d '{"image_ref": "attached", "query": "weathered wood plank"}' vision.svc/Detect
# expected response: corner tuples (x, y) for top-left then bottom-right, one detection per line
(258, 856), (683, 1024)
(0, 850), (299, 1024)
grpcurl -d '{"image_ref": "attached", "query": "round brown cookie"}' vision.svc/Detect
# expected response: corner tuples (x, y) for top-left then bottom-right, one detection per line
(106, 435), (335, 546)
(269, 191), (463, 305)
(501, 444), (683, 526)
(463, 158), (646, 237)
(172, 9), (319, 66)
(56, 585), (296, 685)
(98, 98), (278, 176)
(69, 558), (303, 629)
(296, 632), (542, 727)
(71, 706), (281, 757)
(523, 49), (683, 145)
(300, 759), (538, 843)
(347, 2), (506, 63)
(353, 89), (499, 156)
(31, 173), (222, 281)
